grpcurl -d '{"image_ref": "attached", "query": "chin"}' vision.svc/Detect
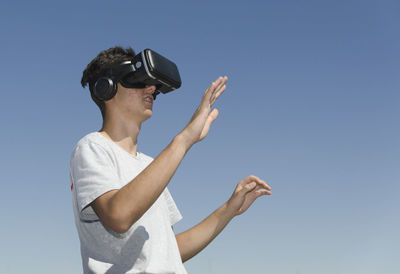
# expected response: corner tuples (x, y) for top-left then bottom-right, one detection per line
(142, 110), (153, 121)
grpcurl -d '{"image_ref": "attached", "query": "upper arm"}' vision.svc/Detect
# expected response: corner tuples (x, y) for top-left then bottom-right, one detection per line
(90, 189), (130, 234)
(90, 190), (118, 221)
(71, 141), (121, 224)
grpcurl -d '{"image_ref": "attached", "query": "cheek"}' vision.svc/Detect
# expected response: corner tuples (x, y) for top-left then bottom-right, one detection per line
(121, 90), (143, 111)
(117, 90), (142, 105)
(126, 89), (142, 97)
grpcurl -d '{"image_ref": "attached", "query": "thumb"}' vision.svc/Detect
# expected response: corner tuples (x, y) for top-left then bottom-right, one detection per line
(199, 109), (219, 141)
(208, 108), (219, 123)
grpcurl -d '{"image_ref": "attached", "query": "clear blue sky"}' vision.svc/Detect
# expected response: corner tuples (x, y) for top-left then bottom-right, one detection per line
(0, 1), (399, 273)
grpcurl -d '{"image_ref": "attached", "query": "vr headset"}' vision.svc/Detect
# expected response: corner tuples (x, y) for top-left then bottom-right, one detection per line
(92, 49), (181, 101)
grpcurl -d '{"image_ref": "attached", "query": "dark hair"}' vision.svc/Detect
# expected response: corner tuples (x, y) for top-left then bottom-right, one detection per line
(81, 46), (136, 119)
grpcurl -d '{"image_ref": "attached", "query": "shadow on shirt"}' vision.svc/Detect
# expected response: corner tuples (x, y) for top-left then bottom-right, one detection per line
(104, 225), (149, 274)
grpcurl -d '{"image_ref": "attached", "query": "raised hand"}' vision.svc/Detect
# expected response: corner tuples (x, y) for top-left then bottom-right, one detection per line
(227, 175), (271, 216)
(180, 76), (228, 147)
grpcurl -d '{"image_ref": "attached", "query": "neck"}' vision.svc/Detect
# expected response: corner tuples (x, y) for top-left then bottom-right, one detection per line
(99, 114), (142, 156)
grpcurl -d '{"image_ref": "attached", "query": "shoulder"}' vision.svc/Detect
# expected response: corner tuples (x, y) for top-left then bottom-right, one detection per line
(72, 132), (110, 152)
(70, 132), (114, 163)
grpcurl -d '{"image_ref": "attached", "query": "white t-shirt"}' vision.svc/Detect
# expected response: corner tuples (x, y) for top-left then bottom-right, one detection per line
(70, 132), (187, 274)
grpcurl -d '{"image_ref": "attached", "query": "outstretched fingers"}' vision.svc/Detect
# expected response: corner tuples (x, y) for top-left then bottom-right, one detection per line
(210, 76), (228, 105)
(240, 175), (271, 195)
(253, 185), (270, 197)
(203, 76), (227, 105)
(210, 85), (226, 105)
(213, 76), (227, 93)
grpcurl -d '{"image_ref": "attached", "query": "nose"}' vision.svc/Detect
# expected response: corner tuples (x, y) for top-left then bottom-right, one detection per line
(145, 85), (156, 93)
(145, 85), (159, 100)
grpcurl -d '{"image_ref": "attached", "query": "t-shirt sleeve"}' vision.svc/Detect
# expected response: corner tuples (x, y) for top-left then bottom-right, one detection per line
(70, 141), (121, 221)
(163, 187), (183, 226)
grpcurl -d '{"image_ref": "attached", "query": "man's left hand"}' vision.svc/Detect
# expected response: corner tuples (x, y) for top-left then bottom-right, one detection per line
(226, 175), (271, 216)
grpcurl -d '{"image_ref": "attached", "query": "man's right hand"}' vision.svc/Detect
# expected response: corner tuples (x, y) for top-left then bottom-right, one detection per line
(90, 76), (227, 234)
(179, 76), (228, 149)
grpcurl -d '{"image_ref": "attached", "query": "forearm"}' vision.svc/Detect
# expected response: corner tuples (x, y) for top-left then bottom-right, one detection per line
(92, 77), (228, 234)
(176, 202), (236, 262)
(106, 134), (190, 232)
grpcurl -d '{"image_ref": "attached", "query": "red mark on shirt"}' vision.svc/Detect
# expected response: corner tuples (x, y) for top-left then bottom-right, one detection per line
(70, 182), (74, 191)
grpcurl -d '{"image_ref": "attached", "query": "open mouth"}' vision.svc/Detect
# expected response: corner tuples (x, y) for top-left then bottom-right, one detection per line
(144, 96), (154, 104)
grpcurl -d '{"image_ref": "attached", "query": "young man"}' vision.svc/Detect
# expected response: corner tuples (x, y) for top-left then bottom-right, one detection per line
(70, 46), (271, 274)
